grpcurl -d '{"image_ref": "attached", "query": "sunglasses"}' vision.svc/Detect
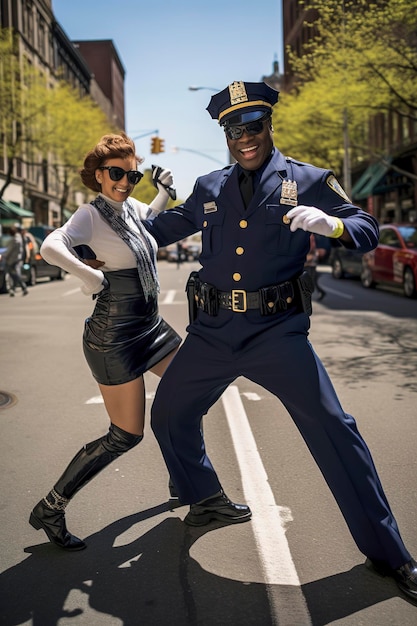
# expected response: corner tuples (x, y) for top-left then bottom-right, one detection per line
(224, 118), (269, 140)
(98, 166), (143, 185)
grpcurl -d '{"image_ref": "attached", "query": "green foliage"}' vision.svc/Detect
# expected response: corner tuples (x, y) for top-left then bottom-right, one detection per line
(0, 26), (114, 206)
(42, 80), (113, 197)
(275, 0), (417, 173)
(0, 29), (50, 160)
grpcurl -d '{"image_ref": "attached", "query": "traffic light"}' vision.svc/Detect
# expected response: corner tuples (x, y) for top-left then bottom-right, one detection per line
(150, 136), (165, 154)
(150, 136), (159, 153)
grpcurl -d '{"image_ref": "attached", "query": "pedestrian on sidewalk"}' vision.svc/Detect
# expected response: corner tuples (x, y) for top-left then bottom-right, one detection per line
(5, 224), (28, 296)
(29, 132), (181, 551)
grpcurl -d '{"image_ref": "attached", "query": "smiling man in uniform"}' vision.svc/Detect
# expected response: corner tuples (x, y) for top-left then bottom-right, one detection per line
(144, 81), (417, 602)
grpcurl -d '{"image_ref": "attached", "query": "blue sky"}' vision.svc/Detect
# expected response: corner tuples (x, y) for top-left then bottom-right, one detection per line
(52, 0), (283, 199)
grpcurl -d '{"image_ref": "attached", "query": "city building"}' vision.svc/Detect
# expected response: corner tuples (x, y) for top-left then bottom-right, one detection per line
(0, 0), (125, 229)
(282, 0), (417, 223)
(261, 56), (283, 93)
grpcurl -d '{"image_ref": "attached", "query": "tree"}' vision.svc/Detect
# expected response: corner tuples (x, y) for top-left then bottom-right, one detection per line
(0, 28), (52, 199)
(275, 0), (417, 179)
(42, 81), (112, 219)
(0, 27), (114, 218)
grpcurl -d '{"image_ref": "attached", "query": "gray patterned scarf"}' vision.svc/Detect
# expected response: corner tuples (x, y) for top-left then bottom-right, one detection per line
(91, 195), (159, 301)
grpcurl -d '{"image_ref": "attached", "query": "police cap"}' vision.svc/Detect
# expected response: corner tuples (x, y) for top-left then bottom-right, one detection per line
(206, 81), (279, 126)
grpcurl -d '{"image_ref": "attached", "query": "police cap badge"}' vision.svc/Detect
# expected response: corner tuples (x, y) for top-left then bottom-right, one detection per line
(206, 81), (279, 127)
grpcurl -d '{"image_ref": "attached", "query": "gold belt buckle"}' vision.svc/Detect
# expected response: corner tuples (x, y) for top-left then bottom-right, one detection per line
(231, 289), (247, 312)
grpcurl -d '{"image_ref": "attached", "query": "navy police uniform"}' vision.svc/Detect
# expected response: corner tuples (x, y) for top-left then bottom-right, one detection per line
(145, 82), (411, 571)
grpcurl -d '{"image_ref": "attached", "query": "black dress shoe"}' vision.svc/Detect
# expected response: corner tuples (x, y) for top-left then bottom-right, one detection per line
(366, 557), (417, 601)
(29, 500), (86, 551)
(184, 492), (252, 527)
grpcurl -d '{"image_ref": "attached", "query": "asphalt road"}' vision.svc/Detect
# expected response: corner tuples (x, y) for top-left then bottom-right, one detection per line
(0, 262), (416, 625)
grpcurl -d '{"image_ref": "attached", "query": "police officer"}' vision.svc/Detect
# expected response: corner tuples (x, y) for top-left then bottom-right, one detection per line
(145, 81), (417, 601)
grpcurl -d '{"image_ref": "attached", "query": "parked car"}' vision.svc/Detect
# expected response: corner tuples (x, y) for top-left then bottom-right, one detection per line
(361, 224), (417, 298)
(330, 245), (364, 279)
(0, 234), (65, 293)
(163, 235), (202, 263)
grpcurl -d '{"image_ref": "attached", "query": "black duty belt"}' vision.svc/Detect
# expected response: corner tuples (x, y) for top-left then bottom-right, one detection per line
(195, 280), (296, 315)
(186, 271), (314, 320)
(217, 287), (294, 312)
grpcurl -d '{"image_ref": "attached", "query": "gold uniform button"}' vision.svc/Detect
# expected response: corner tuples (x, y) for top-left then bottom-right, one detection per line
(232, 273), (241, 282)
(203, 220), (208, 228)
(239, 219), (248, 228)
(236, 246), (244, 255)
(282, 214), (291, 225)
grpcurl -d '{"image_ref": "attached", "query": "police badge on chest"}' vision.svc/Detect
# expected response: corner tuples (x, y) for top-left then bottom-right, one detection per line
(280, 180), (298, 207)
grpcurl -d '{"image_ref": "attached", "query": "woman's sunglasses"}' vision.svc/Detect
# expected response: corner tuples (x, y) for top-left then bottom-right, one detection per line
(99, 166), (143, 185)
(224, 117), (269, 140)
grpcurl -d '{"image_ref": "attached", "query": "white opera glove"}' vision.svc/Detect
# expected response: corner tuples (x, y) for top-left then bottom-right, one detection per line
(286, 205), (344, 239)
(80, 270), (106, 297)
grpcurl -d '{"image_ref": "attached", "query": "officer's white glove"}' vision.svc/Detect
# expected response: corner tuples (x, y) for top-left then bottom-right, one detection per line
(151, 165), (176, 200)
(286, 205), (344, 238)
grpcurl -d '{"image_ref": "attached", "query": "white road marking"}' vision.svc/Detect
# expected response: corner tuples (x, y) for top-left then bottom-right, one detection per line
(63, 288), (81, 296)
(161, 290), (176, 304)
(86, 395), (103, 404)
(85, 391), (155, 404)
(242, 391), (262, 401)
(322, 286), (353, 299)
(222, 385), (312, 626)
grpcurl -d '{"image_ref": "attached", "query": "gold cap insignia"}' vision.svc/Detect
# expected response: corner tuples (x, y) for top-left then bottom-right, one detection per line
(229, 81), (248, 106)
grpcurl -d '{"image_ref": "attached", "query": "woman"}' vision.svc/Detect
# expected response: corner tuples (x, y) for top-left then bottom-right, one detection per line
(29, 133), (181, 551)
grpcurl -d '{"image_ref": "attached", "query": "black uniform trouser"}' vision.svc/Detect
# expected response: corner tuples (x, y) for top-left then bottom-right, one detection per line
(151, 310), (411, 569)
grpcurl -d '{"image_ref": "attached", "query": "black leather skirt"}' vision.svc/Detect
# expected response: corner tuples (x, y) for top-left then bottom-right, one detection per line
(83, 269), (181, 385)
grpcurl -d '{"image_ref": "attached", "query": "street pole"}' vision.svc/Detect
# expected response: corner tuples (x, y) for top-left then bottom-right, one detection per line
(343, 107), (352, 198)
(171, 147), (226, 167)
(188, 86), (233, 164)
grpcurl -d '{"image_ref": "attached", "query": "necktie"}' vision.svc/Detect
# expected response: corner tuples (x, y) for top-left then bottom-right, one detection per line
(239, 170), (253, 209)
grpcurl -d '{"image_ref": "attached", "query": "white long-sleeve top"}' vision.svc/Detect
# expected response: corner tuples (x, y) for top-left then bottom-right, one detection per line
(41, 194), (159, 296)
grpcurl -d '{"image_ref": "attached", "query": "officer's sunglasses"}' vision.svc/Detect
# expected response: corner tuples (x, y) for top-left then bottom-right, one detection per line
(98, 166), (143, 185)
(224, 117), (268, 140)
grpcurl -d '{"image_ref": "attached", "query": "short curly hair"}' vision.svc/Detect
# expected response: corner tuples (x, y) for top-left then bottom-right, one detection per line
(80, 132), (144, 192)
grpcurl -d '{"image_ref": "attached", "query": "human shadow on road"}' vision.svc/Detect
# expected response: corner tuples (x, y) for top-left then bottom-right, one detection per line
(0, 501), (271, 626)
(302, 563), (416, 625)
(0, 502), (413, 626)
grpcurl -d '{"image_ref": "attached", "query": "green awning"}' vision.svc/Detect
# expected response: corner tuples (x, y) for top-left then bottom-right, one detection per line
(351, 159), (392, 201)
(0, 199), (34, 218)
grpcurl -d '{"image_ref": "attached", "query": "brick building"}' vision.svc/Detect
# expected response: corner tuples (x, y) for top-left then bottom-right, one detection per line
(0, 0), (125, 228)
(282, 0), (417, 222)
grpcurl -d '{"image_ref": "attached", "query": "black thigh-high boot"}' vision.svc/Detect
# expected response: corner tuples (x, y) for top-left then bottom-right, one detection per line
(29, 424), (143, 550)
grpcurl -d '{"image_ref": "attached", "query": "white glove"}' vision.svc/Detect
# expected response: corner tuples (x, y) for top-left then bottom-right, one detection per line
(151, 166), (176, 200)
(80, 271), (106, 297)
(156, 168), (173, 189)
(286, 205), (343, 238)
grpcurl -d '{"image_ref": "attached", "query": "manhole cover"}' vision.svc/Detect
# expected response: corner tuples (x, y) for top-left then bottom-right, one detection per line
(0, 391), (17, 410)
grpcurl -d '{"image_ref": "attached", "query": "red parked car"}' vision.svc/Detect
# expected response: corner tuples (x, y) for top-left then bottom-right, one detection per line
(361, 224), (417, 298)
